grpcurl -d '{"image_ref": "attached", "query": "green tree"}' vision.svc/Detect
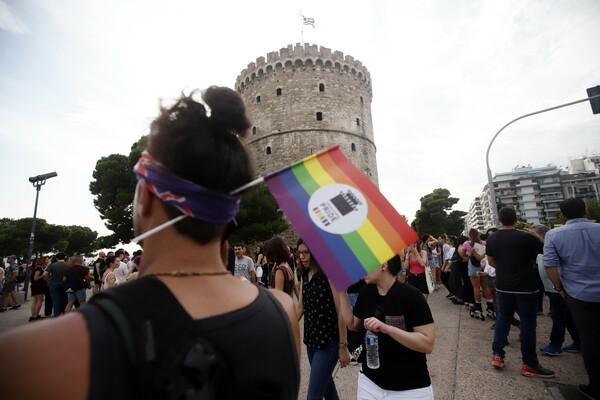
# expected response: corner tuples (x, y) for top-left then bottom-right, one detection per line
(585, 198), (600, 222)
(0, 218), (78, 257)
(229, 183), (289, 244)
(412, 188), (466, 237)
(89, 136), (147, 244)
(65, 225), (98, 255)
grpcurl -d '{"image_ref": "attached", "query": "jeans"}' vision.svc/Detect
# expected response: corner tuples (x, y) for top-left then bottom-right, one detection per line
(49, 280), (67, 316)
(306, 339), (340, 400)
(566, 295), (600, 393)
(493, 291), (538, 367)
(348, 293), (359, 308)
(546, 292), (580, 348)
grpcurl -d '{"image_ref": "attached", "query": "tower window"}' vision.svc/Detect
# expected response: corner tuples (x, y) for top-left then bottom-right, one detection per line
(316, 112), (323, 121)
(256, 95), (260, 103)
(360, 96), (363, 103)
(351, 143), (356, 151)
(252, 127), (257, 135)
(356, 118), (360, 126)
(276, 88), (282, 96)
(266, 146), (271, 155)
(319, 83), (325, 92)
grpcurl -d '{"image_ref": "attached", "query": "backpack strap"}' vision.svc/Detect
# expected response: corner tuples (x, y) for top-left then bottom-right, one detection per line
(87, 276), (229, 399)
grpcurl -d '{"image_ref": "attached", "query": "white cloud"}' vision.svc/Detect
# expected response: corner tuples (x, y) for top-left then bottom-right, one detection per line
(0, 0), (28, 34)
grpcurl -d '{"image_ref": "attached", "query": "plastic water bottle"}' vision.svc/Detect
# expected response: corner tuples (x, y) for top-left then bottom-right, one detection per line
(365, 330), (380, 369)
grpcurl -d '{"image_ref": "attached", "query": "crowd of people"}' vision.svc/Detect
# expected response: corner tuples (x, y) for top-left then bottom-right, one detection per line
(0, 84), (597, 400)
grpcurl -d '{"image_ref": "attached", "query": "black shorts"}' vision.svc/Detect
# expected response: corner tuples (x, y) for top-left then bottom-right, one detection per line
(407, 273), (429, 295)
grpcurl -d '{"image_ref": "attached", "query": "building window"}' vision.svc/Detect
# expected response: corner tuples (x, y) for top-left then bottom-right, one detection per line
(351, 143), (356, 151)
(276, 88), (282, 96)
(316, 112), (322, 121)
(256, 95), (261, 103)
(319, 83), (325, 92)
(356, 118), (360, 126)
(266, 146), (271, 155)
(360, 96), (363, 103)
(252, 127), (256, 135)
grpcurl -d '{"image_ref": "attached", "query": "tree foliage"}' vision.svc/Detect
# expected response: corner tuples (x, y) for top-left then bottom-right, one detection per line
(89, 136), (147, 244)
(229, 183), (289, 245)
(0, 218), (98, 258)
(412, 188), (466, 237)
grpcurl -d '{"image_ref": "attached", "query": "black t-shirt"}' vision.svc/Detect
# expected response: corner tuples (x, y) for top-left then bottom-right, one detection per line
(485, 229), (543, 293)
(353, 281), (433, 391)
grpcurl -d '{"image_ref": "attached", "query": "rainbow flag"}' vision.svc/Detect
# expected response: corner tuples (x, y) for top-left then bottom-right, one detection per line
(264, 145), (418, 292)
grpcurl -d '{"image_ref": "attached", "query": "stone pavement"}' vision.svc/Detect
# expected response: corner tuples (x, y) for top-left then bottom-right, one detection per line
(0, 287), (589, 399)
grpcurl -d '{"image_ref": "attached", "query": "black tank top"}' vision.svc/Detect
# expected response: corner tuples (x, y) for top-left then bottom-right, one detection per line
(79, 276), (299, 399)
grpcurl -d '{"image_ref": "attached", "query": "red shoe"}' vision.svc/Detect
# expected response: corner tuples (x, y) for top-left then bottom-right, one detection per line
(492, 355), (504, 368)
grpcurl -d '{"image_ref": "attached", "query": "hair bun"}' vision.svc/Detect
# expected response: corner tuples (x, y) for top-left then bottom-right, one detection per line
(202, 86), (251, 137)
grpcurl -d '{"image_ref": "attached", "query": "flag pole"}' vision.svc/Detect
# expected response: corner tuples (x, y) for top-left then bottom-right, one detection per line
(300, 10), (304, 46)
(230, 176), (265, 195)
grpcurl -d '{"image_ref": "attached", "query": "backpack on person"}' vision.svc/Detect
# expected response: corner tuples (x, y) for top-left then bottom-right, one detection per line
(17, 266), (27, 283)
(65, 266), (84, 291)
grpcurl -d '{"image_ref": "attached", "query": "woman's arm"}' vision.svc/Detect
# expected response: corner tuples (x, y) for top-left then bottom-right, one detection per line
(33, 269), (42, 281)
(295, 277), (304, 321)
(416, 250), (428, 266)
(274, 268), (284, 292)
(363, 318), (435, 354)
(330, 282), (350, 368)
(339, 290), (362, 331)
(471, 246), (485, 261)
(105, 272), (117, 288)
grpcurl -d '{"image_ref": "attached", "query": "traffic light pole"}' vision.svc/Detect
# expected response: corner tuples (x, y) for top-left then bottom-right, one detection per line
(486, 93), (600, 227)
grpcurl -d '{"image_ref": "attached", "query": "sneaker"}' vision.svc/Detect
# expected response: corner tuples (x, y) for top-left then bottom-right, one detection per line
(578, 384), (599, 400)
(10, 304), (21, 310)
(539, 345), (563, 356)
(452, 298), (464, 305)
(0, 307), (7, 312)
(492, 355), (504, 368)
(562, 343), (581, 353)
(520, 364), (555, 378)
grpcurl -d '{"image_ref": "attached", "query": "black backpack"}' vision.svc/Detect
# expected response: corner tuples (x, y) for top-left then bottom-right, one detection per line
(65, 267), (84, 291)
(17, 266), (27, 283)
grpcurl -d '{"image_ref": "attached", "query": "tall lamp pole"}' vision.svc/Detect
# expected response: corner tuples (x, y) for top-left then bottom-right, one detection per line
(23, 172), (57, 301)
(486, 90), (600, 227)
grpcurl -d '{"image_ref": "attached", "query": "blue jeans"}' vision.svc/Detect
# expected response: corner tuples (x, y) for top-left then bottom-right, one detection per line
(546, 292), (580, 348)
(348, 293), (359, 308)
(49, 280), (67, 316)
(306, 339), (339, 400)
(493, 291), (538, 367)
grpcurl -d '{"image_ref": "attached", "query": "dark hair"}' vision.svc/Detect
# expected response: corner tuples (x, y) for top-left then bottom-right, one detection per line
(56, 252), (67, 261)
(498, 207), (517, 226)
(115, 249), (125, 257)
(486, 227), (498, 234)
(456, 235), (468, 248)
(387, 254), (402, 275)
(297, 238), (324, 277)
(147, 87), (254, 244)
(233, 243), (245, 249)
(263, 237), (290, 264)
(105, 255), (117, 268)
(560, 198), (586, 219)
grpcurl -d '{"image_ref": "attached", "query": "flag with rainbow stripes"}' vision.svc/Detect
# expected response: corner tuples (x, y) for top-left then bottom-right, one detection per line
(264, 145), (417, 291)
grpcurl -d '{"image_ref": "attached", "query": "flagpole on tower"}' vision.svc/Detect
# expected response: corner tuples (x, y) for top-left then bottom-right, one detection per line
(300, 10), (304, 46)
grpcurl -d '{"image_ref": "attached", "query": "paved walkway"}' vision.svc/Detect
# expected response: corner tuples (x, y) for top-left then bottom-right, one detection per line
(0, 287), (588, 399)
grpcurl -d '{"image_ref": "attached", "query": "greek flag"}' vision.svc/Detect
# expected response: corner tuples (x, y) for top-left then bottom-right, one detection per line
(303, 17), (315, 27)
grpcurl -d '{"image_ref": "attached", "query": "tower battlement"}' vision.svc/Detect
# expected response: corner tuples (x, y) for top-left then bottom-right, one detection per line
(235, 43), (371, 93)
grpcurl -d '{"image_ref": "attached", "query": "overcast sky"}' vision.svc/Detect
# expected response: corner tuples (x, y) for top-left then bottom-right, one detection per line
(1, 0), (599, 250)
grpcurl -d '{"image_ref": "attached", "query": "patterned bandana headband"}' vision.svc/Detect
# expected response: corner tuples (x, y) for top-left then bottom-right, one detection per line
(131, 151), (242, 242)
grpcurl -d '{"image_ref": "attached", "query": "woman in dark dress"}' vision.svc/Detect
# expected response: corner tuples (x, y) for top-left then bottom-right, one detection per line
(29, 257), (48, 321)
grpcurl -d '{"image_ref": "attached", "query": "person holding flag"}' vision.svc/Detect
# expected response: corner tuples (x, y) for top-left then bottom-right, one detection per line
(340, 255), (435, 399)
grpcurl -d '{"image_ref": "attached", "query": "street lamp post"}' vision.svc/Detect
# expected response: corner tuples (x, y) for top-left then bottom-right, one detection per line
(485, 91), (600, 228)
(23, 172), (57, 301)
